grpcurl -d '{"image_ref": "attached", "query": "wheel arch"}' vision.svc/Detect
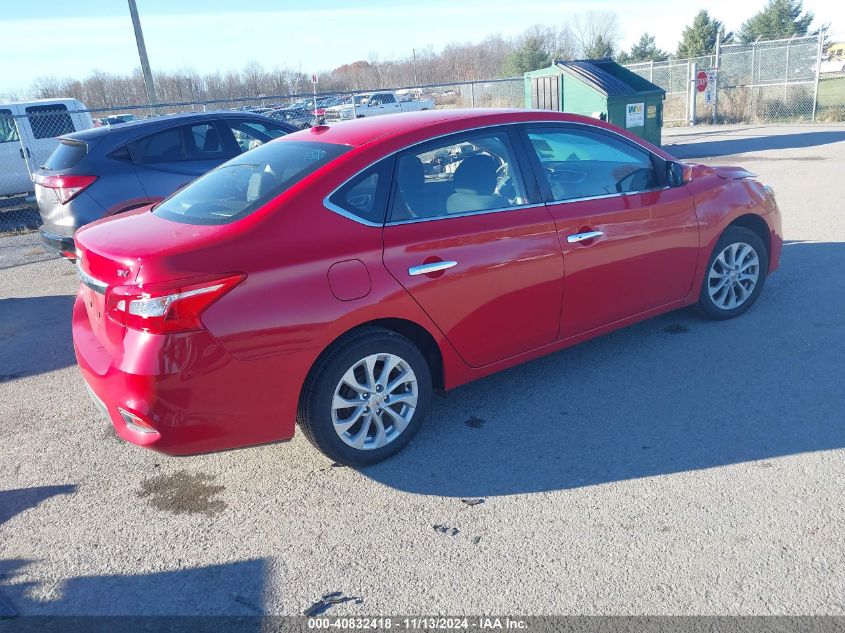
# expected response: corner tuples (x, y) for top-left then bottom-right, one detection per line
(305, 317), (446, 394)
(727, 213), (771, 271)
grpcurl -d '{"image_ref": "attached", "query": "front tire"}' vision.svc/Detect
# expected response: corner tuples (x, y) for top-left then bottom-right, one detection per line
(697, 226), (768, 320)
(297, 327), (432, 466)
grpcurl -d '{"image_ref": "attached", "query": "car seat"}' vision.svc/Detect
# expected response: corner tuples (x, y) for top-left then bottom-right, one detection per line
(446, 154), (505, 214)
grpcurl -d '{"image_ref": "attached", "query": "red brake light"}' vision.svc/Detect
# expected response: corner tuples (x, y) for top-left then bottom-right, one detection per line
(37, 174), (97, 204)
(105, 274), (245, 334)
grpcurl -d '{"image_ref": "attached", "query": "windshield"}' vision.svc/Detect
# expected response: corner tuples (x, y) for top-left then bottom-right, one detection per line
(153, 140), (350, 225)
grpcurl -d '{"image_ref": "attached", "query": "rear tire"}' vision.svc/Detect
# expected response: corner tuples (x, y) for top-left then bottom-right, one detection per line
(297, 327), (432, 466)
(696, 226), (768, 320)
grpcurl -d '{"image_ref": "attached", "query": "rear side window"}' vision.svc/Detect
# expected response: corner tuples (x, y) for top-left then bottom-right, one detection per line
(26, 104), (76, 139)
(130, 127), (184, 163)
(129, 127), (187, 163)
(153, 140), (350, 224)
(327, 158), (393, 225)
(0, 110), (19, 143)
(43, 140), (87, 170)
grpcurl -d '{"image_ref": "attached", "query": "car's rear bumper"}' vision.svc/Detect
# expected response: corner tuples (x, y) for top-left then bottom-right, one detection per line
(39, 228), (76, 259)
(72, 289), (310, 456)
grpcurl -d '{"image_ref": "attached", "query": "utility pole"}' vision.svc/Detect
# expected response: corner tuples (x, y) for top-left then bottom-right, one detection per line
(412, 49), (419, 85)
(127, 0), (158, 104)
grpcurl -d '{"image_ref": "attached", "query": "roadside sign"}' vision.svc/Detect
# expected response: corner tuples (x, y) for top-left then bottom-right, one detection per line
(311, 74), (318, 84)
(703, 70), (716, 105)
(696, 70), (708, 93)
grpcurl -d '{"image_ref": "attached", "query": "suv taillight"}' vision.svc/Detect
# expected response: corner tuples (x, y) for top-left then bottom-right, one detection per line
(37, 174), (97, 204)
(105, 274), (244, 334)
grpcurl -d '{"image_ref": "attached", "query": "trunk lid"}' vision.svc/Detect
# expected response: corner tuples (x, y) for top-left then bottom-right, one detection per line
(74, 207), (229, 354)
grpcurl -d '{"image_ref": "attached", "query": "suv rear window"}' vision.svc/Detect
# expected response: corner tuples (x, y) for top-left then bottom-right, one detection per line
(153, 140), (350, 224)
(43, 140), (88, 170)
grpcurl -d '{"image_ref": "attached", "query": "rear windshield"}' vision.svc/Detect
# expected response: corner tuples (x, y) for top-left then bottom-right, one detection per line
(43, 140), (87, 170)
(153, 140), (350, 224)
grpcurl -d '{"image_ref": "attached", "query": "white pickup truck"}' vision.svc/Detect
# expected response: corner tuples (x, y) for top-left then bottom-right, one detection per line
(323, 91), (435, 122)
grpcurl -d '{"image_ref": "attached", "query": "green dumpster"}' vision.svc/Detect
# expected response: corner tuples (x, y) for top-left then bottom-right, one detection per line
(524, 59), (666, 146)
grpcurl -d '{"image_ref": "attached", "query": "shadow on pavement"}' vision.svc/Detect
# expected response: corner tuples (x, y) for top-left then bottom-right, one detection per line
(366, 241), (845, 497)
(0, 487), (268, 622)
(0, 559), (268, 624)
(0, 486), (77, 527)
(0, 295), (76, 381)
(668, 130), (845, 159)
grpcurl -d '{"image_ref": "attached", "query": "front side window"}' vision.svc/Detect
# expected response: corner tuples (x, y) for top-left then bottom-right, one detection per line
(227, 119), (289, 154)
(526, 126), (659, 202)
(153, 140), (349, 224)
(389, 131), (528, 222)
(26, 104), (76, 139)
(0, 110), (18, 143)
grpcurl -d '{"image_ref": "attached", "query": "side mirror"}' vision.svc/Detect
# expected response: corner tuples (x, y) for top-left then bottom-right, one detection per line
(666, 161), (689, 187)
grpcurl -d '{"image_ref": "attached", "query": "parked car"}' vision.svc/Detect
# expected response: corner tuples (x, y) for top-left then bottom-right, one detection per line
(0, 98), (93, 199)
(73, 109), (782, 466)
(100, 113), (137, 126)
(323, 91), (434, 121)
(266, 105), (316, 130)
(36, 110), (295, 258)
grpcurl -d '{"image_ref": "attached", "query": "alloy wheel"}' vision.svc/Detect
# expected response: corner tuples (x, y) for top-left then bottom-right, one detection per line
(707, 242), (760, 310)
(331, 353), (418, 450)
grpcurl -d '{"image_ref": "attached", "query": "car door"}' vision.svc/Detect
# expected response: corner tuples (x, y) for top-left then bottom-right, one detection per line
(129, 121), (237, 199)
(519, 123), (699, 338)
(0, 107), (34, 196)
(381, 127), (564, 368)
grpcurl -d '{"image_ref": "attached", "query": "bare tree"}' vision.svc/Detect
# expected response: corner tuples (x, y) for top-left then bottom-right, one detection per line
(573, 10), (621, 58)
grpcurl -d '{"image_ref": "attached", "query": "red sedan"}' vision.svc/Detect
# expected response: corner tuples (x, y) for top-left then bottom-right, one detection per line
(73, 110), (782, 465)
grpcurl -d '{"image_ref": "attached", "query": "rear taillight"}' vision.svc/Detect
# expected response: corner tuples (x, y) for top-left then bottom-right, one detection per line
(37, 174), (97, 204)
(105, 274), (244, 333)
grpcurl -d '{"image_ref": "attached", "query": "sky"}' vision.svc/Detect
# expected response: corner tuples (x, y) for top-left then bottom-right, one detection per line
(1, 0), (843, 95)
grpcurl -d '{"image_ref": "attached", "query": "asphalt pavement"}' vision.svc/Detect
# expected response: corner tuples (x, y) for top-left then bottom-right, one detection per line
(0, 124), (843, 616)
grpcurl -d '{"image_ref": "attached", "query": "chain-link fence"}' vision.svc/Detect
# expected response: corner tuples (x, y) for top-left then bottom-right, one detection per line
(3, 35), (845, 234)
(626, 34), (839, 126)
(0, 78), (524, 233)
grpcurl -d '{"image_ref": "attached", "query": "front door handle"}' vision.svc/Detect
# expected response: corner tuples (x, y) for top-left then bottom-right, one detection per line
(408, 260), (457, 276)
(567, 230), (604, 244)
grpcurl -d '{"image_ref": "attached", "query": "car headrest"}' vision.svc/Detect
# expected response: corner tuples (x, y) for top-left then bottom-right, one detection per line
(453, 154), (497, 195)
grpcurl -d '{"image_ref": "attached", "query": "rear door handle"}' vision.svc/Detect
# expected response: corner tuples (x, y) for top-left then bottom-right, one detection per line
(408, 260), (457, 276)
(567, 230), (604, 244)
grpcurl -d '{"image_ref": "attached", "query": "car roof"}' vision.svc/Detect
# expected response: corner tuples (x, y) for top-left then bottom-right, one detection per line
(66, 110), (286, 143)
(281, 108), (623, 149)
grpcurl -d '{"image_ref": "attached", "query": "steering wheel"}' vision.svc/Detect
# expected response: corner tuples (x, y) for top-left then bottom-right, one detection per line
(494, 162), (515, 201)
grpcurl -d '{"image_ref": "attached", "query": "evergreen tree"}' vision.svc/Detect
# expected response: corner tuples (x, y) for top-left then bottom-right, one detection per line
(501, 37), (551, 76)
(583, 34), (615, 59)
(739, 0), (814, 43)
(618, 33), (670, 63)
(677, 10), (730, 58)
